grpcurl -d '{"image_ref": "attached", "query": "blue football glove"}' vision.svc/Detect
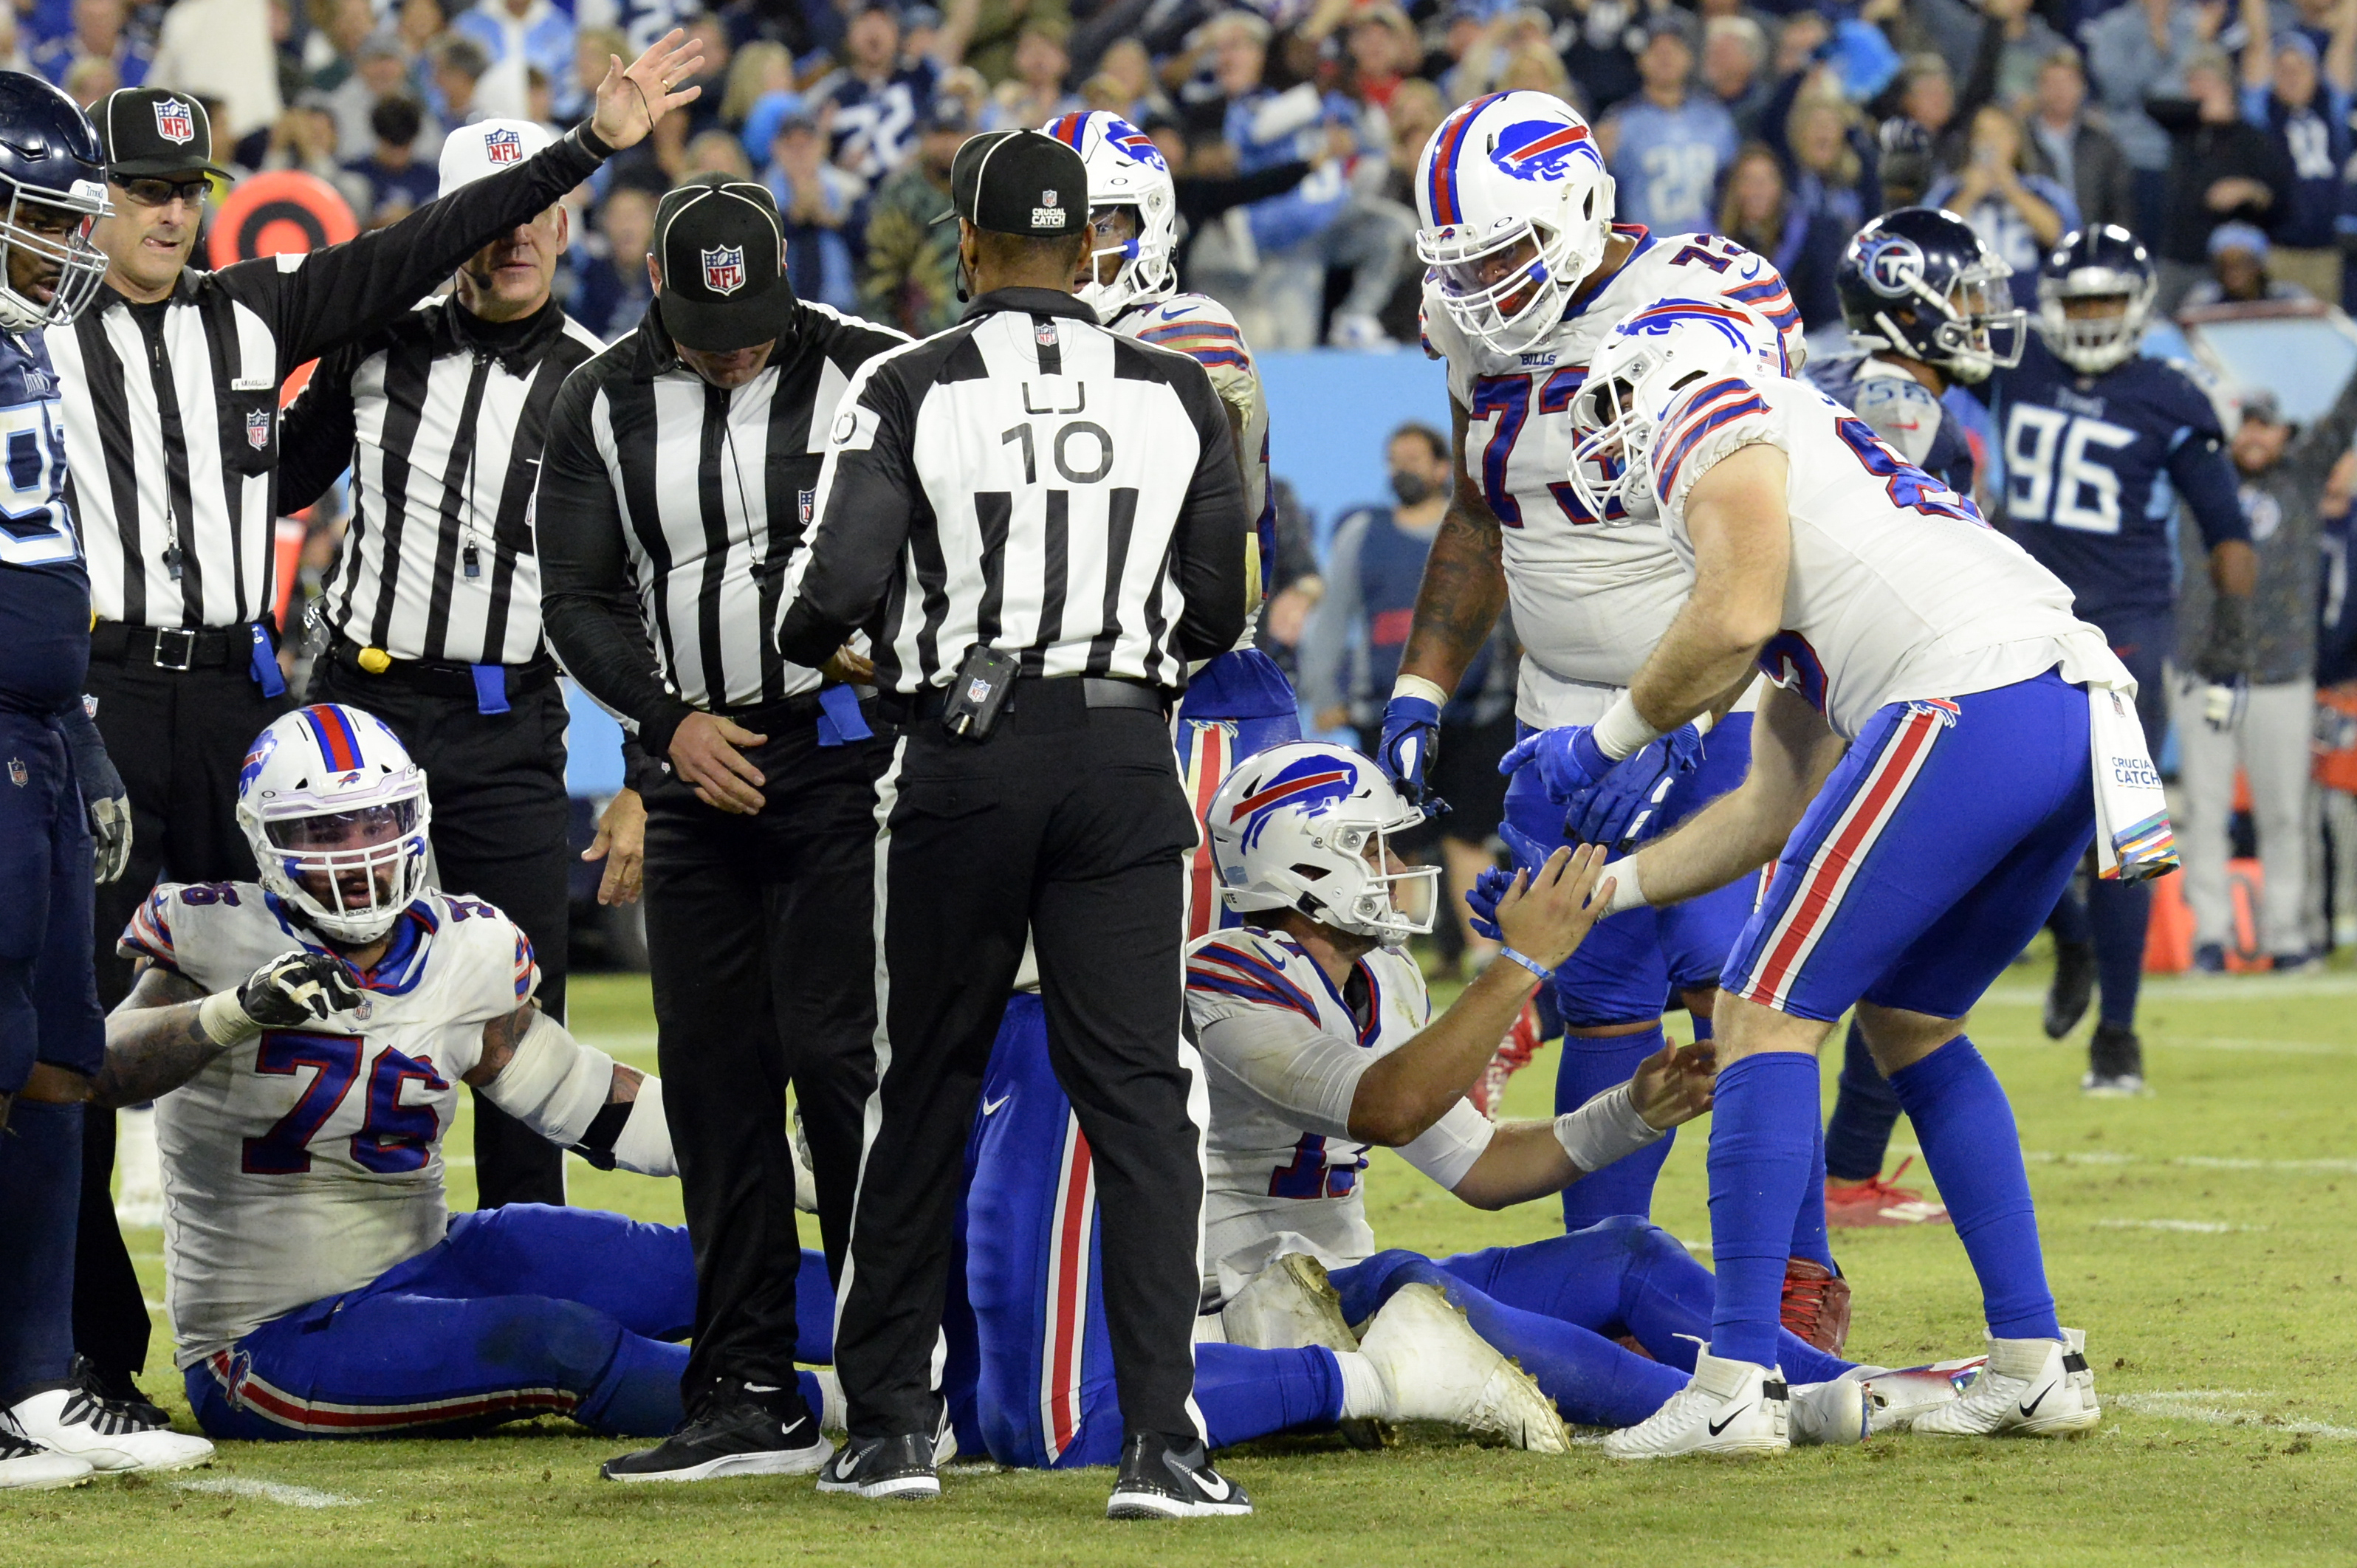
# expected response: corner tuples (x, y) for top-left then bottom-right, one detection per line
(1497, 723), (1616, 804)
(1465, 820), (1562, 941)
(1379, 692), (1445, 810)
(1565, 723), (1704, 849)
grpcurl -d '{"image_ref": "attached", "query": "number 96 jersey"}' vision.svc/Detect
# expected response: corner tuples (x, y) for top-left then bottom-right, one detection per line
(117, 882), (540, 1366)
(1421, 227), (1808, 724)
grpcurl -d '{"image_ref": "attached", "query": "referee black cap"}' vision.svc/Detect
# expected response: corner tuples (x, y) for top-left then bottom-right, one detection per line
(935, 128), (1086, 238)
(653, 174), (797, 352)
(95, 87), (231, 180)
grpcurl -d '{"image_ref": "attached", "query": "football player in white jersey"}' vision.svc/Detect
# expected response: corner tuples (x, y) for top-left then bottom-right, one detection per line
(89, 706), (742, 1463)
(1376, 89), (1849, 1347)
(1045, 109), (1299, 938)
(1512, 298), (2159, 1456)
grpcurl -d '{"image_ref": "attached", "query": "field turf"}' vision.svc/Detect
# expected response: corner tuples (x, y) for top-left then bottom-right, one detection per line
(15, 946), (2357, 1567)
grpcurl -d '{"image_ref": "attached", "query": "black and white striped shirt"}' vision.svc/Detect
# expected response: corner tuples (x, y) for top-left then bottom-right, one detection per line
(775, 287), (1246, 693)
(537, 295), (909, 751)
(46, 127), (608, 632)
(278, 298), (604, 666)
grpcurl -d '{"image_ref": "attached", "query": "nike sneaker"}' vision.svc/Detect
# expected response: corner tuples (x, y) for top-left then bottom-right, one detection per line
(601, 1380), (834, 1482)
(1356, 1283), (1568, 1453)
(2082, 1025), (2146, 1096)
(816, 1431), (942, 1500)
(1105, 1433), (1252, 1519)
(1904, 1329), (2099, 1437)
(1222, 1254), (1359, 1352)
(1779, 1259), (1851, 1352)
(1602, 1347), (1788, 1459)
(2043, 938), (2095, 1038)
(1847, 1356), (1987, 1434)
(1786, 1377), (1870, 1446)
(0, 1414), (94, 1490)
(1825, 1156), (1950, 1228)
(6, 1385), (213, 1474)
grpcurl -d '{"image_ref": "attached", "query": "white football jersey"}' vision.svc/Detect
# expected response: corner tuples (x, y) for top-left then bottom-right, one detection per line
(1647, 371), (2127, 740)
(1185, 928), (1491, 1291)
(119, 883), (540, 1366)
(1421, 227), (1810, 726)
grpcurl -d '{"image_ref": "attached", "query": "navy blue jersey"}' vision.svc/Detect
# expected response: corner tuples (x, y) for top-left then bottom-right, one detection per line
(1988, 335), (2245, 627)
(0, 326), (88, 712)
(1806, 353), (1977, 497)
(819, 60), (939, 182)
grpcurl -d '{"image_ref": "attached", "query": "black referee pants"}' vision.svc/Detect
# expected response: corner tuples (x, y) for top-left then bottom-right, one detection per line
(640, 706), (887, 1405)
(78, 656), (289, 1391)
(836, 687), (1206, 1445)
(308, 664), (574, 1209)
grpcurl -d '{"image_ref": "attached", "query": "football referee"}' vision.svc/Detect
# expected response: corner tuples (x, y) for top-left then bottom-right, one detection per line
(46, 44), (705, 1411)
(777, 129), (1250, 1518)
(536, 174), (909, 1483)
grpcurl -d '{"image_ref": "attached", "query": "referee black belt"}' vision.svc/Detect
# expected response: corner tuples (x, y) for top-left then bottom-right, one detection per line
(92, 620), (266, 672)
(329, 638), (559, 702)
(882, 675), (1169, 725)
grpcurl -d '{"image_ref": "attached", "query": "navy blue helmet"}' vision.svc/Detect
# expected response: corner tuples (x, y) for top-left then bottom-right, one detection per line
(1836, 207), (2025, 383)
(2035, 224), (2156, 375)
(0, 71), (109, 331)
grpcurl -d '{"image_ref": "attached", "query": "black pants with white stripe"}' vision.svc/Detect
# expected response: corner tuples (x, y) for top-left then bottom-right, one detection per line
(308, 664), (574, 1209)
(639, 709), (888, 1406)
(837, 685), (1207, 1445)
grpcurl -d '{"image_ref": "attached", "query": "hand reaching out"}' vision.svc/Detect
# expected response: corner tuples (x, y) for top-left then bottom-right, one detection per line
(590, 30), (708, 151)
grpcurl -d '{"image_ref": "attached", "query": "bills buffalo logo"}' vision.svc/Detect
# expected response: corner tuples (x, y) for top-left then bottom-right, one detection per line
(483, 127), (524, 165)
(701, 244), (746, 295)
(1616, 299), (1759, 357)
(1490, 118), (1600, 180)
(246, 408), (271, 450)
(153, 97), (196, 145)
(1858, 234), (1926, 299)
(1229, 757), (1359, 851)
(237, 727), (280, 793)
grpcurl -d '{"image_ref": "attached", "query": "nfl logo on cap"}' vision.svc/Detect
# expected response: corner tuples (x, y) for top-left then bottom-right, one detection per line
(154, 97), (195, 145)
(484, 127), (523, 165)
(701, 244), (746, 296)
(245, 408), (270, 450)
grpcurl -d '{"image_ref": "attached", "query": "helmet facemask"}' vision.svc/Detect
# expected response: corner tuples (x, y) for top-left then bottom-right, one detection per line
(1076, 198), (1175, 318)
(1864, 261), (2025, 384)
(244, 785), (433, 944)
(1420, 210), (1597, 357)
(2034, 265), (2153, 375)
(0, 177), (110, 332)
(1292, 814), (1441, 947)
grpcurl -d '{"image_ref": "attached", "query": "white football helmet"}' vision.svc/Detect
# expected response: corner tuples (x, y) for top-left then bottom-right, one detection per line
(236, 704), (433, 944)
(1043, 110), (1177, 320)
(1414, 90), (1615, 357)
(1206, 742), (1438, 947)
(1565, 297), (1788, 523)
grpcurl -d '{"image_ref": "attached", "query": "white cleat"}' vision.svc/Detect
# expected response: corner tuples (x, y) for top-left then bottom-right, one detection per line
(8, 1386), (213, 1474)
(0, 1415), (95, 1490)
(1904, 1328), (2099, 1437)
(1604, 1347), (1788, 1459)
(1787, 1377), (1870, 1446)
(1222, 1253), (1359, 1353)
(1356, 1284), (1568, 1453)
(1847, 1356), (1988, 1434)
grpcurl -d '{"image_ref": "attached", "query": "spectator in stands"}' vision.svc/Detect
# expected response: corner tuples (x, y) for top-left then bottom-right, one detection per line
(764, 105), (862, 312)
(32, 0), (147, 90)
(259, 89), (345, 180)
(148, 0), (282, 137)
(860, 92), (967, 337)
(1451, 6), (1572, 110)
(962, 0), (1069, 85)
(683, 125), (753, 178)
(2021, 45), (2135, 235)
(1562, 0), (1642, 111)
(1495, 35), (1574, 98)
(1894, 52), (1959, 165)
(2149, 47), (2296, 313)
(453, 0), (574, 122)
(61, 52), (114, 105)
(2237, 0), (2355, 306)
(1336, 4), (1416, 114)
(2082, 0), (2217, 244)
(1704, 15), (1774, 140)
(1382, 75), (1444, 207)
(819, 1), (940, 182)
(1601, 13), (1737, 238)
(304, 0), (375, 92)
(1873, 113), (1936, 210)
(568, 175), (659, 340)
(720, 40), (794, 132)
(428, 32), (492, 130)
(1720, 141), (1844, 329)
(1091, 37), (1170, 125)
(2181, 221), (2315, 305)
(320, 32), (413, 158)
(1926, 104), (2074, 303)
(992, 18), (1079, 125)
(340, 92), (437, 227)
(1956, 0), (2064, 110)
(570, 25), (625, 132)
(1787, 91), (1871, 238)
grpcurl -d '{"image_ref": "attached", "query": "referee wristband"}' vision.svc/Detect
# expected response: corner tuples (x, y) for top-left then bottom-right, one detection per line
(1497, 946), (1553, 983)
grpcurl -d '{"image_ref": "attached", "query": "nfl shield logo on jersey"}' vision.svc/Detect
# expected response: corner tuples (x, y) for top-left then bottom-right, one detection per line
(484, 127), (523, 164)
(246, 408), (271, 450)
(6, 758), (24, 787)
(701, 245), (746, 295)
(154, 97), (196, 144)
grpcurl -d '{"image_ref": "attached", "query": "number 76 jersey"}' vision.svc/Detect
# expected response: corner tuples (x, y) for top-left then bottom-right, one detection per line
(118, 882), (539, 1366)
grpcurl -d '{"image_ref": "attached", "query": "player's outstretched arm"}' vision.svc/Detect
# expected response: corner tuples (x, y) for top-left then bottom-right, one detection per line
(470, 1003), (675, 1177)
(1626, 441), (1792, 735)
(1448, 1038), (1716, 1210)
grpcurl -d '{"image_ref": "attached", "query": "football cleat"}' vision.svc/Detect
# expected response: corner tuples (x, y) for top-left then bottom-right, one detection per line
(1848, 1356), (1987, 1434)
(0, 1414), (94, 1490)
(1470, 998), (1548, 1119)
(2043, 939), (2096, 1038)
(1779, 1259), (1851, 1353)
(1825, 1156), (1950, 1228)
(1106, 1432), (1252, 1519)
(2082, 1025), (2147, 1096)
(601, 1382), (834, 1482)
(7, 1385), (213, 1474)
(1786, 1378), (1870, 1447)
(1223, 1254), (1359, 1353)
(1356, 1283), (1568, 1452)
(1904, 1329), (2099, 1437)
(1604, 1347), (1788, 1459)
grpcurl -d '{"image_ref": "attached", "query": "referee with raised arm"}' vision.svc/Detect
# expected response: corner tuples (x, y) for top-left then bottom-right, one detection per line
(274, 119), (631, 1211)
(43, 45), (706, 1415)
(778, 128), (1249, 1519)
(535, 174), (908, 1484)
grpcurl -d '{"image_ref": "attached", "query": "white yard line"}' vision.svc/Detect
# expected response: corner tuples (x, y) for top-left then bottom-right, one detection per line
(2094, 1218), (2267, 1234)
(2110, 1390), (2357, 1440)
(1983, 973), (2357, 1004)
(1893, 1145), (2357, 1175)
(174, 1476), (366, 1508)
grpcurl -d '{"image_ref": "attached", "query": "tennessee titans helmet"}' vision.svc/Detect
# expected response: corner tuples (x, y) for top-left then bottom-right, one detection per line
(1205, 742), (1438, 946)
(236, 704), (434, 943)
(1836, 207), (2025, 383)
(1414, 90), (1615, 356)
(2035, 224), (2157, 375)
(0, 72), (109, 331)
(1040, 110), (1176, 320)
(1565, 296), (1789, 523)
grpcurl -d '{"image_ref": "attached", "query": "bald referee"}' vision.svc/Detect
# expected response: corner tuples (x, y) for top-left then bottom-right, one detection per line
(777, 128), (1249, 1518)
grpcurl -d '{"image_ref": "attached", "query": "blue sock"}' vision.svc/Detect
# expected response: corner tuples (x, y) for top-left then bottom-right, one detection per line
(796, 1248), (835, 1363)
(1822, 1019), (1904, 1183)
(0, 1099), (81, 1406)
(1887, 1037), (2062, 1341)
(2088, 879), (2150, 1029)
(1197, 1344), (1342, 1445)
(576, 1327), (693, 1437)
(1705, 1053), (1820, 1368)
(1556, 1025), (1672, 1227)
(1788, 1112), (1836, 1271)
(2048, 884), (2090, 946)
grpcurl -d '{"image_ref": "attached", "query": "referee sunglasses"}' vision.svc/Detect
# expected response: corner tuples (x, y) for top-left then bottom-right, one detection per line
(116, 176), (210, 208)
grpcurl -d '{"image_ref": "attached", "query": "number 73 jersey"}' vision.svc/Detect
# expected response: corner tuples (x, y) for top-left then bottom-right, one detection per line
(118, 882), (539, 1366)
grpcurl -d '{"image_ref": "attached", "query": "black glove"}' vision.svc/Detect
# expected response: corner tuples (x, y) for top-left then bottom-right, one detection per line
(2194, 594), (2252, 684)
(55, 695), (131, 884)
(237, 951), (366, 1028)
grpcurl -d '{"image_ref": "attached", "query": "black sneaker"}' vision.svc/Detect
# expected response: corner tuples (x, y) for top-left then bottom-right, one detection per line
(2042, 939), (2095, 1039)
(69, 1356), (170, 1432)
(600, 1383), (832, 1482)
(815, 1431), (941, 1499)
(2081, 1022), (2146, 1096)
(1106, 1433), (1251, 1519)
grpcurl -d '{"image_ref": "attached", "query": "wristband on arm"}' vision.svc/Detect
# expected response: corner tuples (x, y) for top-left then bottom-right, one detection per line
(1591, 692), (1663, 762)
(1391, 673), (1449, 706)
(1552, 1082), (1664, 1174)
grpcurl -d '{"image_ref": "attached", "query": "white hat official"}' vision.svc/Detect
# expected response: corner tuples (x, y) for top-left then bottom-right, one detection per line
(437, 119), (557, 199)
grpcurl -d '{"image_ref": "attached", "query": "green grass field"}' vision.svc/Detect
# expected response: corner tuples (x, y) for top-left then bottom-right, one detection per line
(16, 947), (2357, 1567)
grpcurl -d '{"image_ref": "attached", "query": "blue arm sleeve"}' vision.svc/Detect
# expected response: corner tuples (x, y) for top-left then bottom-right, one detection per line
(2169, 430), (2251, 550)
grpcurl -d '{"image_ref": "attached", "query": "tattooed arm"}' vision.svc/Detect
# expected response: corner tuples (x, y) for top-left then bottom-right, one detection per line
(1396, 393), (1511, 695)
(462, 1000), (644, 1101)
(94, 963), (227, 1109)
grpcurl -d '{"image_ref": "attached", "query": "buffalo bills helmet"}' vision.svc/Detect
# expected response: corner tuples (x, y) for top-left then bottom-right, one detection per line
(1836, 207), (2025, 383)
(2035, 224), (2156, 375)
(236, 704), (433, 943)
(1414, 90), (1615, 356)
(1041, 110), (1177, 320)
(0, 72), (109, 331)
(1206, 742), (1439, 946)
(1565, 296), (1788, 523)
